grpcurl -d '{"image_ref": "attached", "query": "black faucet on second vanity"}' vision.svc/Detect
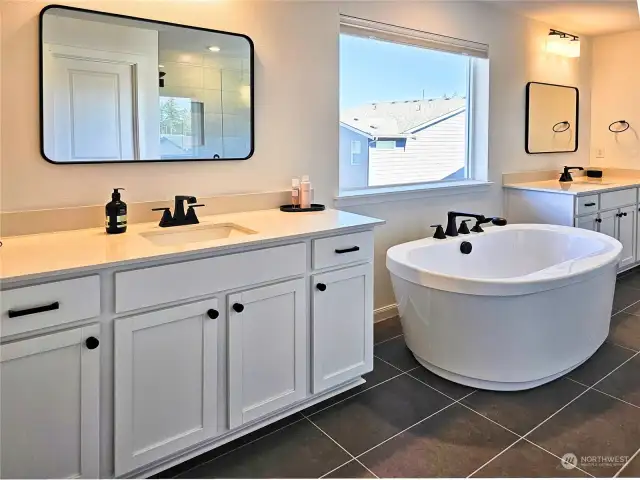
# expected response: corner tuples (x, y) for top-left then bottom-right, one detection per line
(152, 195), (205, 227)
(559, 166), (584, 182)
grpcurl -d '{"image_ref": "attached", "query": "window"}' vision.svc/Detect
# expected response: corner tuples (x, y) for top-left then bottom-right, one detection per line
(159, 97), (205, 159)
(338, 17), (489, 194)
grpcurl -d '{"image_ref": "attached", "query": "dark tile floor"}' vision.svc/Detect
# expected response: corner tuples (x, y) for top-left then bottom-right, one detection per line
(157, 271), (640, 479)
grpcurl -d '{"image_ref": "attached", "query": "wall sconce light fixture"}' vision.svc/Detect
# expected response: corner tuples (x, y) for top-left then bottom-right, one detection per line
(546, 29), (580, 58)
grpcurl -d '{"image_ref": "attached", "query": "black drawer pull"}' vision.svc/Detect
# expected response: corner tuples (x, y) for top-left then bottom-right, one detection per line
(595, 218), (602, 223)
(584, 202), (596, 207)
(8, 301), (60, 318)
(85, 337), (100, 350)
(207, 309), (219, 319)
(316, 283), (327, 292)
(335, 246), (360, 254)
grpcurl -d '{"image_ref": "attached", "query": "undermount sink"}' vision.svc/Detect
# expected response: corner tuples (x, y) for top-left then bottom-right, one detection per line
(572, 180), (614, 186)
(140, 223), (257, 246)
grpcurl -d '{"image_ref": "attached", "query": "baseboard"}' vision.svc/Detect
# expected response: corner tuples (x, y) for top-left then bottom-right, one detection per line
(374, 304), (398, 323)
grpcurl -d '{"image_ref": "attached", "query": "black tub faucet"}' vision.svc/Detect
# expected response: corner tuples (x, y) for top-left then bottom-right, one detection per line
(559, 166), (584, 182)
(445, 212), (487, 237)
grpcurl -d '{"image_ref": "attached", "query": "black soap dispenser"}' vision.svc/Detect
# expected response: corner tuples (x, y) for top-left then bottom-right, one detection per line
(106, 188), (127, 234)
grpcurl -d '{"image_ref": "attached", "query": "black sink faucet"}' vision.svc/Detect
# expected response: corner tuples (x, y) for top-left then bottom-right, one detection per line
(445, 212), (487, 237)
(152, 195), (205, 227)
(559, 166), (584, 182)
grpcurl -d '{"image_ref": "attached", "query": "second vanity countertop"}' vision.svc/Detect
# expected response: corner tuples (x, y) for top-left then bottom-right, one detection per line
(503, 176), (640, 196)
(0, 208), (385, 283)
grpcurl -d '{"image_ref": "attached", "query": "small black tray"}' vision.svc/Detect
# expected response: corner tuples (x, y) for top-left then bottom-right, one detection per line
(280, 204), (326, 213)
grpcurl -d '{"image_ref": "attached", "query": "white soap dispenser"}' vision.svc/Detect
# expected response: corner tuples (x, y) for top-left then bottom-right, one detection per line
(300, 175), (312, 209)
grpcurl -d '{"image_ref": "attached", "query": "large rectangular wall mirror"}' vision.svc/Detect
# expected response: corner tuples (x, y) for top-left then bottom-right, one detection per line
(40, 5), (254, 164)
(525, 82), (578, 154)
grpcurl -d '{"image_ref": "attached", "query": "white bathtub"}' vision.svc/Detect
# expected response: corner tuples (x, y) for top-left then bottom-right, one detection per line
(386, 224), (622, 391)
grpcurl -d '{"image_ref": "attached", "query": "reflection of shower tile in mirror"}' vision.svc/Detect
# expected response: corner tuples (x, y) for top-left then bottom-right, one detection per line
(161, 63), (204, 89)
(222, 69), (243, 91)
(201, 90), (223, 113)
(204, 55), (243, 71)
(203, 68), (223, 90)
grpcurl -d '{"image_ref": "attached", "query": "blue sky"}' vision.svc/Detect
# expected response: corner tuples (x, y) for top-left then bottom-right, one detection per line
(340, 34), (469, 110)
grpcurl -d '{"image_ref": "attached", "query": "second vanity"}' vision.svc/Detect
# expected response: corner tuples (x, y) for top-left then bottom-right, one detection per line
(0, 208), (384, 479)
(504, 173), (640, 271)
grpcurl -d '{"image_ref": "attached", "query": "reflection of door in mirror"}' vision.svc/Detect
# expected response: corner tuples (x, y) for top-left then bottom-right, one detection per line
(525, 82), (578, 154)
(41, 6), (254, 163)
(42, 14), (159, 162)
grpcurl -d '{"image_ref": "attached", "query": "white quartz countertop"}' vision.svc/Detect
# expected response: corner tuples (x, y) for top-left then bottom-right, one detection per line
(503, 177), (640, 195)
(0, 208), (385, 283)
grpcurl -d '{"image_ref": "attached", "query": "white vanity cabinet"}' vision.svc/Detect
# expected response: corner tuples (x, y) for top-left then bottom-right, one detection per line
(505, 185), (639, 271)
(0, 209), (383, 479)
(311, 263), (373, 393)
(228, 279), (307, 429)
(114, 299), (220, 474)
(0, 324), (101, 479)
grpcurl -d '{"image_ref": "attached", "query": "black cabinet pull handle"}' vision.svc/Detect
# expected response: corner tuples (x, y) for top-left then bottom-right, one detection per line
(595, 218), (602, 223)
(232, 303), (245, 313)
(207, 309), (219, 319)
(335, 246), (360, 254)
(584, 202), (596, 207)
(85, 337), (100, 350)
(8, 301), (60, 318)
(316, 283), (327, 292)
(623, 212), (628, 217)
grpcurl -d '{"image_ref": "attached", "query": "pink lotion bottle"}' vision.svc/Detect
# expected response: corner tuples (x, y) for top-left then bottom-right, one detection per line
(300, 175), (312, 209)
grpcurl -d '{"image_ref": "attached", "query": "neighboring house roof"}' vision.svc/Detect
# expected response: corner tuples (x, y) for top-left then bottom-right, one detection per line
(340, 96), (466, 136)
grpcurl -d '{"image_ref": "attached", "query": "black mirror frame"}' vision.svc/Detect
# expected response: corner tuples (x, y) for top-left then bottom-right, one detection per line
(525, 81), (579, 155)
(39, 4), (255, 164)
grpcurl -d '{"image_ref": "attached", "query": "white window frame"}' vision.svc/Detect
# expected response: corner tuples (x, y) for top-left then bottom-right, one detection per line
(336, 16), (492, 206)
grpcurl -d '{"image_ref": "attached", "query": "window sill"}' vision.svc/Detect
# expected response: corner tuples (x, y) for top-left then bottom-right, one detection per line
(334, 180), (493, 207)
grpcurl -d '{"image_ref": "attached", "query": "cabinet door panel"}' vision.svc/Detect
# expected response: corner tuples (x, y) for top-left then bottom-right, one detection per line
(0, 324), (100, 479)
(312, 264), (373, 393)
(114, 299), (219, 476)
(618, 206), (636, 268)
(574, 214), (597, 232)
(228, 279), (306, 429)
(598, 210), (617, 239)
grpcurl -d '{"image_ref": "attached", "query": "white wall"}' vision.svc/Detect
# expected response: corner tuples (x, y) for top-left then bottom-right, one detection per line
(591, 29), (640, 169)
(1, 0), (592, 309)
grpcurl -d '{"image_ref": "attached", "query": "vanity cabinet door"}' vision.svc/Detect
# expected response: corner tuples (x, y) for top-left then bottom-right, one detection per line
(228, 279), (307, 429)
(575, 214), (598, 232)
(0, 324), (100, 479)
(597, 210), (617, 239)
(114, 299), (219, 476)
(617, 206), (636, 268)
(311, 263), (373, 393)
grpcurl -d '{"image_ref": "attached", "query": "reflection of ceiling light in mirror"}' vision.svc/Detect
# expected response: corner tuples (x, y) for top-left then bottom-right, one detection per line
(207, 46), (221, 52)
(546, 30), (580, 58)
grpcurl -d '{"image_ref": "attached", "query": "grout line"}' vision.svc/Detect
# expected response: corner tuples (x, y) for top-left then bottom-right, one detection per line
(614, 446), (640, 478)
(565, 377), (640, 410)
(591, 350), (639, 389)
(372, 354), (407, 373)
(373, 333), (403, 347)
(614, 296), (640, 315)
(304, 415), (379, 479)
(319, 459), (352, 479)
(307, 371), (407, 418)
(352, 389), (477, 461)
(404, 369), (476, 404)
(522, 438), (595, 478)
(170, 417), (307, 479)
(607, 340), (640, 353)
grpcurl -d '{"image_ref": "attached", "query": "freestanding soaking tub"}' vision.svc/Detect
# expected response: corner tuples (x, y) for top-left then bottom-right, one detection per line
(387, 224), (622, 391)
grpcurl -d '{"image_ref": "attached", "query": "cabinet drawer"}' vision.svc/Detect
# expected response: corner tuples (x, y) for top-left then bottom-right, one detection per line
(1, 276), (100, 338)
(600, 188), (637, 211)
(115, 243), (306, 313)
(575, 195), (599, 216)
(313, 231), (374, 270)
